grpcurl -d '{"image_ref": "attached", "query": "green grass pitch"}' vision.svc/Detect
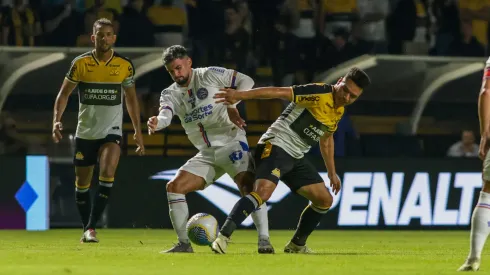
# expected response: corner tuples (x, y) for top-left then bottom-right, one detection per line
(0, 229), (485, 274)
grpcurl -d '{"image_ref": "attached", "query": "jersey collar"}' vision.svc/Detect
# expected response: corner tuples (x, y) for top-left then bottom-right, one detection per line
(91, 49), (114, 65)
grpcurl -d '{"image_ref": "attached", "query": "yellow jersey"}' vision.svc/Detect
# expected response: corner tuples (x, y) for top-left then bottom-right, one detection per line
(65, 50), (135, 139)
(258, 83), (344, 158)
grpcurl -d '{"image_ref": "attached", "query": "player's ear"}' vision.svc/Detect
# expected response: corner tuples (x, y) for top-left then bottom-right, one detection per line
(90, 34), (95, 44)
(187, 57), (192, 67)
(113, 34), (117, 43)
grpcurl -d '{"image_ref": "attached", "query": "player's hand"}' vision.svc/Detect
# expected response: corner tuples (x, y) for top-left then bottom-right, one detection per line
(214, 88), (240, 105)
(52, 122), (63, 143)
(227, 108), (247, 130)
(329, 174), (341, 195)
(479, 132), (490, 160)
(134, 132), (145, 156)
(147, 116), (159, 135)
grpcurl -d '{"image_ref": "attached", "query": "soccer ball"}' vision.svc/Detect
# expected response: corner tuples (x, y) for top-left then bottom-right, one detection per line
(186, 213), (219, 246)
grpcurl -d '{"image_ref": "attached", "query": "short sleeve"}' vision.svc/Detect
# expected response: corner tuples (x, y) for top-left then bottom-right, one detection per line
(65, 59), (81, 83)
(205, 67), (238, 88)
(122, 60), (135, 87)
(292, 83), (329, 106)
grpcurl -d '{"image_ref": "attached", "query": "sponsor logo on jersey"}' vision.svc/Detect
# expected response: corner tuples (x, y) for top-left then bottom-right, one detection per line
(109, 64), (120, 67)
(209, 67), (225, 74)
(184, 104), (213, 123)
(197, 88), (209, 100)
(297, 95), (320, 102)
(79, 83), (122, 106)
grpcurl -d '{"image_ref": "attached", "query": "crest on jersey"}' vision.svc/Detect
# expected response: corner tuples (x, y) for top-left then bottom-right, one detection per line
(197, 88), (208, 100)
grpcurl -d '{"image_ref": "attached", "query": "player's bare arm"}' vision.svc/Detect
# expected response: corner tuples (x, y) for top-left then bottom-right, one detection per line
(124, 85), (145, 155)
(320, 133), (341, 195)
(52, 79), (77, 143)
(214, 87), (293, 105)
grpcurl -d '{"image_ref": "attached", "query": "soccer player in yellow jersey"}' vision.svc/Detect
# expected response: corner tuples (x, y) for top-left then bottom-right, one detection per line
(52, 18), (145, 243)
(210, 67), (370, 254)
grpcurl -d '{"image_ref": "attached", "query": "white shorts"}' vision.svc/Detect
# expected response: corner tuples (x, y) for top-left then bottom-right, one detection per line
(484, 151), (490, 181)
(179, 138), (253, 188)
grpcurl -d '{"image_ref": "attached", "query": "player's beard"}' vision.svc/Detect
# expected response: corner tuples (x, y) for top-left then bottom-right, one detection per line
(98, 44), (112, 53)
(175, 76), (189, 86)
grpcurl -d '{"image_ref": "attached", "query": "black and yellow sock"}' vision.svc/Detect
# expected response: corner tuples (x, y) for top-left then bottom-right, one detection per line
(291, 204), (329, 246)
(75, 185), (91, 230)
(86, 177), (113, 230)
(220, 192), (262, 238)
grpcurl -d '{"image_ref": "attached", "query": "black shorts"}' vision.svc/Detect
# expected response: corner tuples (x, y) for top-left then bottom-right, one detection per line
(254, 142), (324, 192)
(73, 134), (121, 166)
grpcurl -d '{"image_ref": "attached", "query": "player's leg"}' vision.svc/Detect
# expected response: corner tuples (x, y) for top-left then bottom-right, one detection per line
(234, 170), (274, 254)
(283, 158), (331, 253)
(73, 138), (98, 243)
(212, 143), (294, 254)
(75, 166), (94, 231)
(458, 157), (490, 271)
(218, 140), (274, 253)
(84, 135), (122, 239)
(162, 151), (215, 253)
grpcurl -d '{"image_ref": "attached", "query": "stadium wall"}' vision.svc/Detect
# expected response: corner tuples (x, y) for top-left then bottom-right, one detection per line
(1, 156), (483, 230)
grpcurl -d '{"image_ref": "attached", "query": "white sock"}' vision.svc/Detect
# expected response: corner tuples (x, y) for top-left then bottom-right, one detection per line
(469, 191), (490, 259)
(251, 205), (270, 239)
(167, 192), (189, 244)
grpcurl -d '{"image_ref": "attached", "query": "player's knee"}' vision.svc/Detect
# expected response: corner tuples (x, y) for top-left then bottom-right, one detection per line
(166, 179), (195, 194)
(314, 191), (333, 210)
(254, 181), (276, 203)
(75, 178), (91, 189)
(483, 180), (490, 193)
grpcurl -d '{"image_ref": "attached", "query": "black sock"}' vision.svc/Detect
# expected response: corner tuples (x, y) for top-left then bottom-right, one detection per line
(220, 192), (262, 238)
(291, 205), (329, 246)
(86, 179), (113, 230)
(75, 187), (91, 229)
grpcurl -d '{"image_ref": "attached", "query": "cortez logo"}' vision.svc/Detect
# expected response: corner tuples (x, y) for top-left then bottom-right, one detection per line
(150, 169), (342, 226)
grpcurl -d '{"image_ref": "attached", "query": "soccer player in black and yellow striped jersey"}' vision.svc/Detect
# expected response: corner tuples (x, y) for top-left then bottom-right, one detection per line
(211, 68), (370, 254)
(52, 18), (145, 243)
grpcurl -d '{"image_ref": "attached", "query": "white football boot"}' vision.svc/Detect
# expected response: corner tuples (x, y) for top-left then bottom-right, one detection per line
(458, 258), (480, 272)
(211, 233), (230, 254)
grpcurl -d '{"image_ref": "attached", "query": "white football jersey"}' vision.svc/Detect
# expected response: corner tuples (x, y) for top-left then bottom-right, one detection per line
(159, 67), (247, 150)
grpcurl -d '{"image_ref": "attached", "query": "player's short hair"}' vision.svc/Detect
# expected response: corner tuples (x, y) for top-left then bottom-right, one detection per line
(344, 67), (371, 90)
(93, 18), (114, 33)
(162, 45), (189, 65)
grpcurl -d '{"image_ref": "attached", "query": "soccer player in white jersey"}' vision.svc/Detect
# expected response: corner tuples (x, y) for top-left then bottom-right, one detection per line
(458, 58), (490, 271)
(147, 45), (274, 254)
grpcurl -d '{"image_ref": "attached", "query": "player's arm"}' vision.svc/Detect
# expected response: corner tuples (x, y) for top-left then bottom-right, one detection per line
(319, 133), (341, 194)
(52, 61), (79, 143)
(123, 61), (145, 155)
(148, 90), (176, 134)
(478, 65), (490, 159)
(214, 83), (327, 105)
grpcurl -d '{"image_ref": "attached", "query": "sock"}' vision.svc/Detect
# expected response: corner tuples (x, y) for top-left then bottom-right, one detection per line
(86, 178), (113, 230)
(291, 204), (329, 246)
(251, 204), (269, 239)
(220, 192), (262, 238)
(75, 186), (91, 229)
(469, 191), (490, 259)
(167, 192), (189, 244)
